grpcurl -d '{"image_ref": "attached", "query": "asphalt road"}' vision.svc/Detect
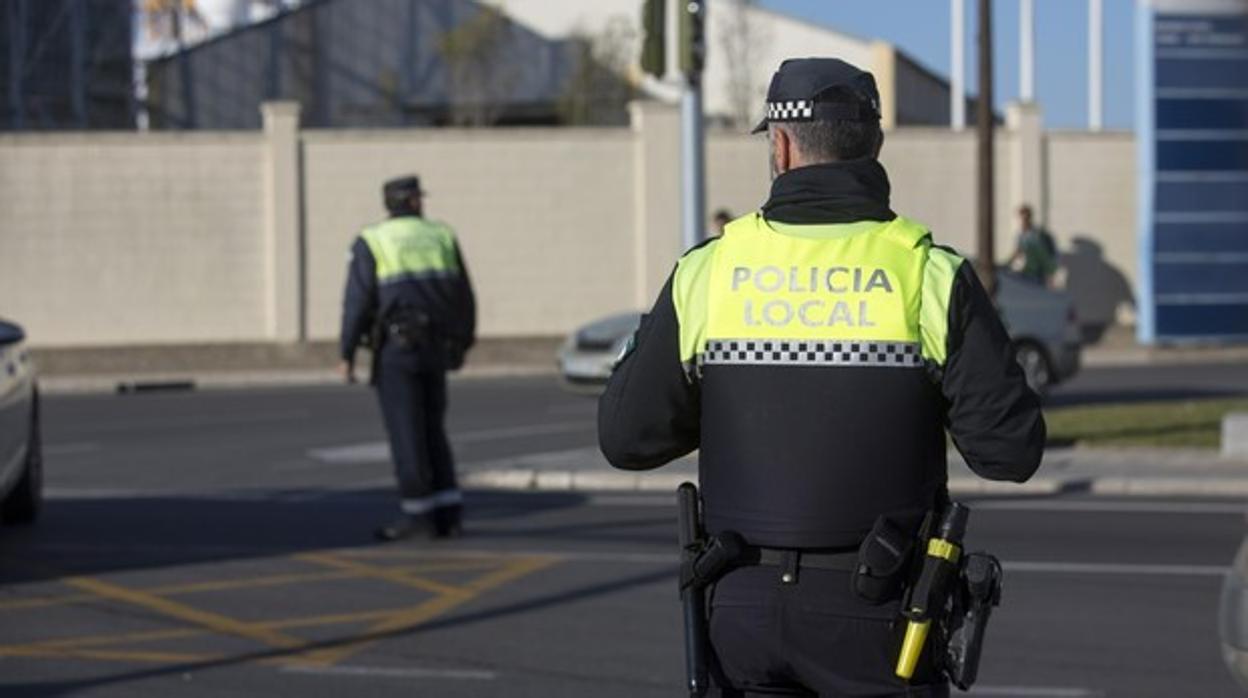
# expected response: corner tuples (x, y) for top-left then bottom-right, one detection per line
(0, 372), (1244, 697)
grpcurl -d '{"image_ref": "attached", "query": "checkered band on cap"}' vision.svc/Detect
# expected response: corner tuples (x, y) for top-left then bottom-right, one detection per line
(700, 339), (923, 369)
(765, 100), (814, 122)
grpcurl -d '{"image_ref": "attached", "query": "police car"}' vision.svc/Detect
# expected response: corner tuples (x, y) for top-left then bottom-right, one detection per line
(557, 269), (1081, 396)
(0, 318), (41, 526)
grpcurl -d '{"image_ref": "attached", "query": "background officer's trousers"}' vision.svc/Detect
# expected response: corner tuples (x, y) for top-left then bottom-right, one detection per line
(709, 565), (948, 697)
(374, 351), (460, 521)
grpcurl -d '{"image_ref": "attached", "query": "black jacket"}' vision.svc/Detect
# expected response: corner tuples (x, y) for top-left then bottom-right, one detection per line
(598, 160), (1045, 547)
(339, 215), (476, 371)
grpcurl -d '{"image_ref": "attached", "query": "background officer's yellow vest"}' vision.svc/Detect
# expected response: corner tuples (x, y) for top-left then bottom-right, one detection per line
(361, 217), (461, 283)
(673, 213), (963, 371)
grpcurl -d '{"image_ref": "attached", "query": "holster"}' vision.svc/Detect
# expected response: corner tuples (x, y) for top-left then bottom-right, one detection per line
(385, 307), (434, 351)
(943, 552), (1003, 690)
(852, 513), (922, 604)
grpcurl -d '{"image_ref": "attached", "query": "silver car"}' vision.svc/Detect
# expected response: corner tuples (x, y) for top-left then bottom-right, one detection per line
(996, 269), (1082, 394)
(0, 319), (41, 525)
(557, 270), (1081, 395)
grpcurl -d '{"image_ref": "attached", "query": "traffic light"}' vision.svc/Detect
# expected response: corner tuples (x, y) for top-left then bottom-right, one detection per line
(679, 0), (705, 77)
(641, 0), (666, 78)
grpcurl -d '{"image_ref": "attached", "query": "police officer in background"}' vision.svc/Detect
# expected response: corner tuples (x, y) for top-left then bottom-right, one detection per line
(340, 175), (476, 542)
(598, 59), (1045, 696)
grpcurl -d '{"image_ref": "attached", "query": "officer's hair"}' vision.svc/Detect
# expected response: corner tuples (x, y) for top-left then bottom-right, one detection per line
(777, 119), (882, 162)
(385, 191), (421, 216)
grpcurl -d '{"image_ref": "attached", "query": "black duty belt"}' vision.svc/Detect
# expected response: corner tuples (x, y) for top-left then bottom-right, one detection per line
(739, 546), (859, 584)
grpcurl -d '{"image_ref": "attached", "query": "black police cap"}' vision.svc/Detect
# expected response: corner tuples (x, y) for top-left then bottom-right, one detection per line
(751, 58), (881, 134)
(383, 175), (426, 201)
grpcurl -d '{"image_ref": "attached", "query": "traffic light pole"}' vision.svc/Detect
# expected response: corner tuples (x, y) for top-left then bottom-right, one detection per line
(681, 73), (706, 252)
(680, 0), (707, 253)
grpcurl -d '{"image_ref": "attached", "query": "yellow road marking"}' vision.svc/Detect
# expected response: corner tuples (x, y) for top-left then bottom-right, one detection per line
(299, 554), (556, 667)
(461, 556), (557, 593)
(0, 606), (422, 660)
(62, 575), (307, 653)
(0, 552), (559, 670)
(295, 553), (473, 598)
(0, 646), (216, 664)
(0, 562), (496, 612)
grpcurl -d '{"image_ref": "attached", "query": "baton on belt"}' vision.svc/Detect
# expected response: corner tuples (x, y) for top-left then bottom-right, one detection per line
(896, 502), (969, 680)
(677, 482), (710, 697)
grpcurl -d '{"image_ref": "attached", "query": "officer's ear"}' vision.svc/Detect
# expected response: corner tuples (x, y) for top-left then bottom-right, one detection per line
(770, 126), (793, 177)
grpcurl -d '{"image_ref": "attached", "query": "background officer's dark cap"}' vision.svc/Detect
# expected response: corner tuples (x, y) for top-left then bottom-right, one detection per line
(383, 175), (426, 200)
(751, 58), (881, 134)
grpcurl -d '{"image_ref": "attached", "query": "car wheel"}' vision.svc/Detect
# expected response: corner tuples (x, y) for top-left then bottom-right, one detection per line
(1015, 342), (1053, 397)
(2, 392), (42, 525)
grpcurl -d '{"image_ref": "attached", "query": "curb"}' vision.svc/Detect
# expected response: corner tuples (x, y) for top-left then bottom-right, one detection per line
(461, 468), (1248, 499)
(38, 366), (558, 395)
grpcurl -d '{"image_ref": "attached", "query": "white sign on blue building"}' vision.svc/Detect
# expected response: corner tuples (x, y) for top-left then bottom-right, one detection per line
(1137, 0), (1248, 344)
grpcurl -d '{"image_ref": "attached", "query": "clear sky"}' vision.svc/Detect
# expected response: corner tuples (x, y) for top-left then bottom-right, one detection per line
(759, 0), (1137, 131)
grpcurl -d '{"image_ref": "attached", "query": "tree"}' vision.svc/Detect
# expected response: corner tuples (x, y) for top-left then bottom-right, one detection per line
(437, 5), (518, 127)
(717, 0), (767, 129)
(558, 15), (637, 126)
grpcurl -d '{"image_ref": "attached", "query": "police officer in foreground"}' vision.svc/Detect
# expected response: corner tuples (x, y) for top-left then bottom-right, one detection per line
(598, 59), (1045, 696)
(340, 176), (476, 542)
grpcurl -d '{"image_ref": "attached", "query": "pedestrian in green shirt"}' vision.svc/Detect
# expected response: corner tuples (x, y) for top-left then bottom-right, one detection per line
(1009, 204), (1057, 285)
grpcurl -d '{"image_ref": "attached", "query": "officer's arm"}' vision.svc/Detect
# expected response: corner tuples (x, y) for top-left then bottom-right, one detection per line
(598, 275), (700, 471)
(452, 240), (477, 349)
(941, 262), (1046, 481)
(339, 237), (379, 363)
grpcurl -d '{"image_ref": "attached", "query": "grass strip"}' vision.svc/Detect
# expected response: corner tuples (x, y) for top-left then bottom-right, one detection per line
(1044, 398), (1248, 449)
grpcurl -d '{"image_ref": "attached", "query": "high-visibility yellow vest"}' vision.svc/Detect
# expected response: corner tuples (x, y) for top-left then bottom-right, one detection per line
(673, 213), (963, 372)
(361, 217), (462, 284)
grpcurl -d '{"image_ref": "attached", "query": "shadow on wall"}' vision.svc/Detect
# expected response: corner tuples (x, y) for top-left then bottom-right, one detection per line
(1060, 236), (1135, 345)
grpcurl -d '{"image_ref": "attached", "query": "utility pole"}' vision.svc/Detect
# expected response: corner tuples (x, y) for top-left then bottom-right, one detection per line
(950, 0), (965, 130)
(1019, 0), (1034, 102)
(680, 0), (707, 252)
(1088, 0), (1104, 131)
(976, 0), (996, 296)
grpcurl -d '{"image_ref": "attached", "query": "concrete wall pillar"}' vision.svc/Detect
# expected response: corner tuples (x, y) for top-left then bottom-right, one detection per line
(261, 101), (305, 342)
(1006, 101), (1046, 223)
(871, 42), (898, 131)
(629, 100), (683, 308)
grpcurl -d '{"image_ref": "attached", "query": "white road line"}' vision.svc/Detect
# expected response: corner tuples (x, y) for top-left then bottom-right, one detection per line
(969, 687), (1102, 698)
(282, 665), (496, 681)
(43, 442), (100, 456)
(453, 420), (595, 444)
(304, 421), (595, 466)
(590, 495), (1248, 516)
(1002, 561), (1227, 577)
(337, 548), (1230, 578)
(68, 410), (309, 436)
(971, 500), (1246, 515)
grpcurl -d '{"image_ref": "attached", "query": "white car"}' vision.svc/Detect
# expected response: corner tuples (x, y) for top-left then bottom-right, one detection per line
(0, 319), (41, 525)
(557, 269), (1081, 395)
(1221, 524), (1248, 690)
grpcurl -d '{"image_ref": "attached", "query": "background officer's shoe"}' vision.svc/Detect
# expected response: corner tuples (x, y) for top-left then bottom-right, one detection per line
(373, 515), (439, 542)
(434, 505), (463, 539)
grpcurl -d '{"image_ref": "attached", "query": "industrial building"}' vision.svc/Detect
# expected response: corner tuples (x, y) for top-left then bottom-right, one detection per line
(1, 0), (135, 131)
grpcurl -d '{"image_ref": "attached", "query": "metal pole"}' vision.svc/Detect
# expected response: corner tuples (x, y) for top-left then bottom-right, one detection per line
(70, 0), (87, 128)
(1020, 0), (1034, 102)
(681, 1), (706, 252)
(951, 0), (965, 130)
(1089, 0), (1103, 131)
(976, 0), (996, 296)
(8, 0), (26, 130)
(173, 8), (196, 128)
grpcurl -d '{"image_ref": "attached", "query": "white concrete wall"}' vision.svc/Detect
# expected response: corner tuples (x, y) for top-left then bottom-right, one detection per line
(302, 128), (638, 340)
(0, 103), (1140, 349)
(1047, 131), (1138, 329)
(0, 133), (268, 346)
